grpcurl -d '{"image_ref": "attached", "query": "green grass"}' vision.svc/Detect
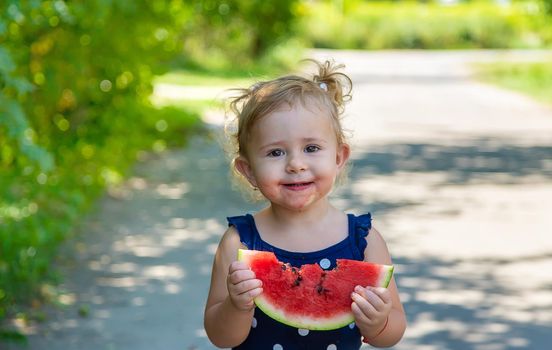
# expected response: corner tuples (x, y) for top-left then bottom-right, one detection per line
(154, 39), (307, 88)
(152, 66), (283, 112)
(153, 53), (325, 114)
(475, 61), (552, 105)
(154, 60), (299, 87)
(154, 70), (257, 87)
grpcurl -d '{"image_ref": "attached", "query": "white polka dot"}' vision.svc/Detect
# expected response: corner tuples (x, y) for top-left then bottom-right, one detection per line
(298, 328), (309, 336)
(251, 317), (257, 328)
(349, 322), (355, 329)
(273, 344), (283, 350)
(327, 345), (337, 350)
(319, 258), (331, 269)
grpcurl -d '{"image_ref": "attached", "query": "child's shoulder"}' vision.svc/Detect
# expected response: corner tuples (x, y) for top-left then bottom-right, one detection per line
(363, 225), (393, 264)
(217, 224), (248, 258)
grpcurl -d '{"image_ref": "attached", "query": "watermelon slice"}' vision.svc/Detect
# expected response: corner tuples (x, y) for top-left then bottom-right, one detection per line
(238, 249), (394, 331)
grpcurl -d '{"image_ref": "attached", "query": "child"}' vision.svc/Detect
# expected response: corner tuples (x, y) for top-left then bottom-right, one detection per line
(204, 60), (406, 349)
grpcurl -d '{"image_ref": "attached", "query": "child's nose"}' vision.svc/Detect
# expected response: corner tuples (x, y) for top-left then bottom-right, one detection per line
(286, 153), (307, 173)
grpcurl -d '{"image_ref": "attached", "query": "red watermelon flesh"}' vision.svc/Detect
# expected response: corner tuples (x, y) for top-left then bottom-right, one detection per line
(238, 249), (394, 330)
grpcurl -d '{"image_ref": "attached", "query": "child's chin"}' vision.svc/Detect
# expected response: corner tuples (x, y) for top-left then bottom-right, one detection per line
(282, 198), (318, 211)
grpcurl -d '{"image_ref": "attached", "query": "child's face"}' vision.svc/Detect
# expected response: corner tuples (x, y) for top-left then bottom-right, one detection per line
(235, 102), (349, 212)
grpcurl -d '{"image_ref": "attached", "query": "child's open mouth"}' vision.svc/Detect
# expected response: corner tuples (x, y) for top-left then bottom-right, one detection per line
(283, 182), (314, 190)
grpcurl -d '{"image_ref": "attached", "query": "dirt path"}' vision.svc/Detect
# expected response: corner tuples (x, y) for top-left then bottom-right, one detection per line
(8, 50), (552, 350)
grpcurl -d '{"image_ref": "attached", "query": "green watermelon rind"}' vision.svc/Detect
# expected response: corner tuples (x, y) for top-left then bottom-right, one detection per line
(238, 249), (394, 331)
(380, 264), (394, 288)
(255, 294), (355, 331)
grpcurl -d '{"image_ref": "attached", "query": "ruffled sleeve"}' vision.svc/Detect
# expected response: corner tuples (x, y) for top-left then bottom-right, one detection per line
(227, 215), (254, 249)
(354, 213), (372, 260)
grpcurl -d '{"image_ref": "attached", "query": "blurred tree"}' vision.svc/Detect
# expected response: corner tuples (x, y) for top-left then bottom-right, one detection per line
(232, 0), (299, 56)
(1, 1), (188, 174)
(183, 0), (300, 68)
(0, 0), (302, 326)
(543, 0), (552, 14)
(0, 0), (191, 322)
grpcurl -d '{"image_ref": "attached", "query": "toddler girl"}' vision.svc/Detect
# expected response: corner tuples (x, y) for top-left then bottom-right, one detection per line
(204, 60), (406, 349)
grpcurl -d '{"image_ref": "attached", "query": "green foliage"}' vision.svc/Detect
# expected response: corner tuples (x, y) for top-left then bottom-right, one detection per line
(179, 0), (301, 70)
(154, 38), (305, 87)
(0, 0), (303, 332)
(0, 0), (201, 325)
(475, 61), (552, 105)
(299, 0), (552, 49)
(544, 0), (552, 15)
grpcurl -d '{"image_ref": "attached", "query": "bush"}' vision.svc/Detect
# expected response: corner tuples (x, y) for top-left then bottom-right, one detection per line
(475, 61), (552, 105)
(299, 0), (552, 50)
(0, 0), (304, 332)
(178, 0), (301, 71)
(0, 1), (200, 324)
(543, 0), (552, 15)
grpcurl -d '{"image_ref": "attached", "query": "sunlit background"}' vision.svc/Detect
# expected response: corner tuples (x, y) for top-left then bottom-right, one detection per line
(1, 1), (552, 349)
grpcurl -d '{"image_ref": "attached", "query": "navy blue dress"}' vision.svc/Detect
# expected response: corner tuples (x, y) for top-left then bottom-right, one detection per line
(227, 213), (372, 350)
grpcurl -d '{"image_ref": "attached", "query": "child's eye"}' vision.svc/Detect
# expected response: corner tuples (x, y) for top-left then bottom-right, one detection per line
(305, 145), (320, 153)
(267, 149), (284, 157)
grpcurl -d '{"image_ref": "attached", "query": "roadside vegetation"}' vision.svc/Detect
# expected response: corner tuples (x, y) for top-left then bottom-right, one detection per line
(0, 0), (299, 339)
(298, 0), (552, 50)
(475, 61), (552, 105)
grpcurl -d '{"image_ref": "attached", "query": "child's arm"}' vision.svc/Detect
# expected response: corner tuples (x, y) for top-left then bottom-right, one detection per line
(351, 227), (407, 347)
(204, 227), (263, 348)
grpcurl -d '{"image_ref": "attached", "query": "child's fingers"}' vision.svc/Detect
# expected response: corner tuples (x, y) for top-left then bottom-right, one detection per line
(368, 287), (392, 305)
(228, 261), (251, 274)
(232, 278), (263, 295)
(354, 286), (385, 313)
(230, 286), (263, 311)
(351, 301), (371, 324)
(351, 291), (377, 318)
(227, 267), (256, 285)
(241, 286), (263, 299)
(232, 285), (263, 300)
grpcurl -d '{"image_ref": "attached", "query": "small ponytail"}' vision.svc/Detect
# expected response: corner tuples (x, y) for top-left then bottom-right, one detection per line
(307, 59), (353, 114)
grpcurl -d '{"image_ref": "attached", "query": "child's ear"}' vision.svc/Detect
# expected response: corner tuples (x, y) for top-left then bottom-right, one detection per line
(336, 143), (350, 170)
(234, 156), (258, 187)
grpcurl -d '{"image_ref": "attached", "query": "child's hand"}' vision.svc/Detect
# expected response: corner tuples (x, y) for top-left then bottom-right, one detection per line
(351, 285), (392, 338)
(227, 261), (263, 312)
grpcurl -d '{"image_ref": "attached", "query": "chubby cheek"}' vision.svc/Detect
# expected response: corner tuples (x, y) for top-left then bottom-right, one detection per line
(315, 162), (340, 182)
(251, 166), (279, 189)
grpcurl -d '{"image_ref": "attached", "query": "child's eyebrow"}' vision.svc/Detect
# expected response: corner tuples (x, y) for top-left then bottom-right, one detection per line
(261, 144), (289, 154)
(257, 141), (283, 151)
(303, 137), (327, 144)
(258, 138), (328, 150)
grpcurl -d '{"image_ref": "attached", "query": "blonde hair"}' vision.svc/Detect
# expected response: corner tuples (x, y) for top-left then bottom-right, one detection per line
(225, 59), (353, 199)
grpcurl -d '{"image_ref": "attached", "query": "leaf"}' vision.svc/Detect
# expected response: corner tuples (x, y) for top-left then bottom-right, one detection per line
(0, 96), (55, 172)
(5, 76), (34, 95)
(0, 329), (27, 344)
(19, 140), (55, 173)
(0, 19), (6, 36)
(0, 47), (16, 75)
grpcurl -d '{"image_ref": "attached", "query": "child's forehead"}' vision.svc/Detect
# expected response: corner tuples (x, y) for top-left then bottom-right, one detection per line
(242, 94), (341, 147)
(250, 102), (336, 140)
(266, 97), (330, 118)
(259, 100), (330, 124)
